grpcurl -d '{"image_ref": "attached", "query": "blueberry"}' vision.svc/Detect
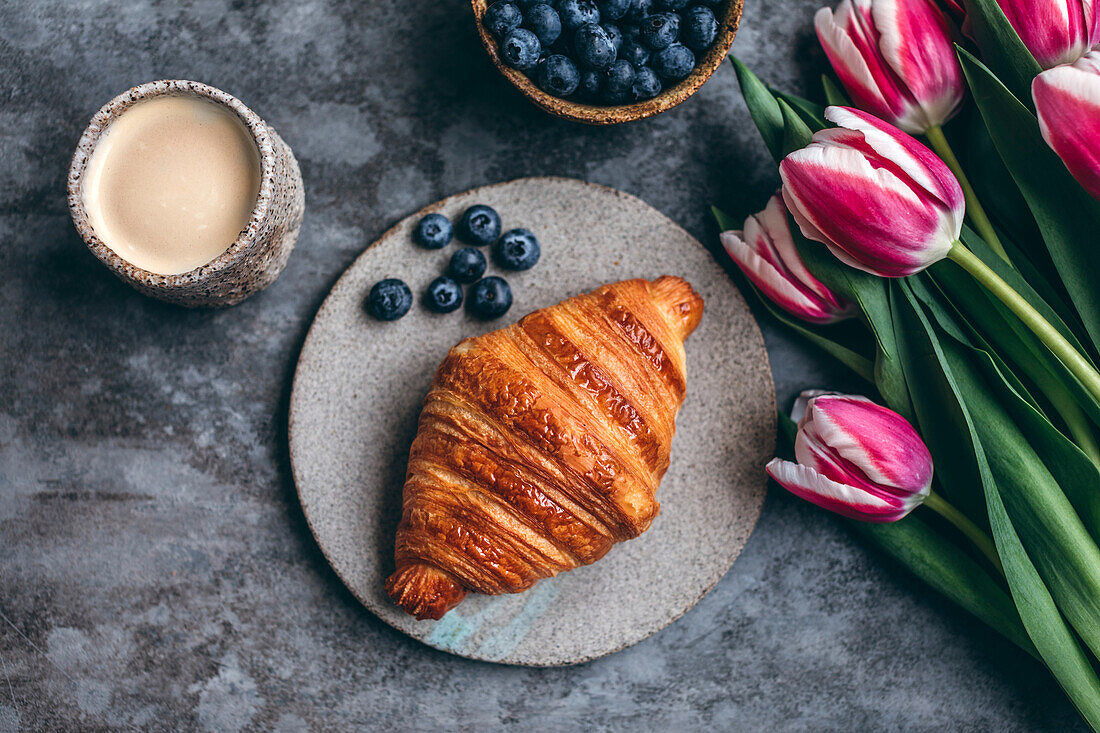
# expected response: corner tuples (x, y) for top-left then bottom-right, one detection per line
(603, 59), (636, 99)
(468, 276), (514, 319)
(626, 0), (653, 23)
(413, 213), (453, 249)
(619, 39), (650, 67)
(500, 28), (542, 70)
(652, 42), (694, 80)
(367, 278), (413, 321)
(682, 5), (718, 51)
(423, 276), (464, 313)
(579, 68), (603, 99)
(574, 23), (616, 68)
(601, 22), (623, 52)
(447, 246), (488, 283)
(537, 54), (581, 96)
(621, 22), (641, 42)
(598, 0), (631, 20)
(457, 204), (502, 246)
(492, 228), (541, 270)
(632, 65), (662, 99)
(485, 2), (523, 38)
(523, 3), (562, 46)
(515, 0), (543, 6)
(639, 11), (680, 49)
(654, 0), (689, 8)
(558, 0), (600, 30)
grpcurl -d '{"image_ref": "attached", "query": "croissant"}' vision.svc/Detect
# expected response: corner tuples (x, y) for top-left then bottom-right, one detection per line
(385, 276), (704, 620)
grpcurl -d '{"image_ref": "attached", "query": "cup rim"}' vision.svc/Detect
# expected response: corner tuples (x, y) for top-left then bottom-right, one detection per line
(66, 79), (278, 288)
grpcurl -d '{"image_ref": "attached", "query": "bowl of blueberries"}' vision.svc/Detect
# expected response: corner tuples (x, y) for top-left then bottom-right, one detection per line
(472, 0), (742, 124)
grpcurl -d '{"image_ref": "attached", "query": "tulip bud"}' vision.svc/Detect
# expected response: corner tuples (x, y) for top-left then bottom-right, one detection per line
(1033, 49), (1100, 200)
(720, 193), (859, 324)
(767, 390), (934, 522)
(815, 0), (966, 134)
(780, 106), (964, 278)
(994, 0), (1099, 69)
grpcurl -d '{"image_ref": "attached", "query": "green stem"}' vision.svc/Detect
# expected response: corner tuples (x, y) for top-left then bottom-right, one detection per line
(949, 243), (1100, 405)
(926, 125), (1011, 266)
(1027, 358), (1100, 467)
(924, 491), (1004, 576)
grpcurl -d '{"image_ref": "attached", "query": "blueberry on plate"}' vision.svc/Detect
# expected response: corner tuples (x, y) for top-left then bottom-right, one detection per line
(413, 212), (453, 249)
(537, 54), (581, 96)
(619, 39), (650, 67)
(500, 28), (542, 70)
(457, 204), (502, 246)
(601, 22), (623, 51)
(626, 0), (653, 23)
(485, 1), (523, 38)
(468, 276), (514, 319)
(598, 0), (631, 21)
(367, 278), (413, 321)
(682, 5), (718, 51)
(639, 11), (680, 50)
(574, 23), (616, 68)
(631, 65), (662, 99)
(603, 59), (636, 100)
(492, 228), (541, 270)
(423, 276), (464, 313)
(558, 0), (600, 30)
(652, 42), (695, 80)
(447, 246), (488, 284)
(579, 68), (603, 99)
(523, 3), (562, 46)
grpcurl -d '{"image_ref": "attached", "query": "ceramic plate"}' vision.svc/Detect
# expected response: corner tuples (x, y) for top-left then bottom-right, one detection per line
(289, 177), (774, 666)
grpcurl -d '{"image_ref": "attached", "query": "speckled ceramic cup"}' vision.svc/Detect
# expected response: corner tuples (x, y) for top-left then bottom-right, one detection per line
(67, 80), (305, 308)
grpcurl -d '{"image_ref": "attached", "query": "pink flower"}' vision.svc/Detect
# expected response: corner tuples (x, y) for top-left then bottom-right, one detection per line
(720, 193), (859, 324)
(815, 0), (965, 134)
(995, 0), (1099, 69)
(767, 390), (934, 522)
(780, 106), (964, 278)
(941, 0), (965, 21)
(1033, 49), (1100, 200)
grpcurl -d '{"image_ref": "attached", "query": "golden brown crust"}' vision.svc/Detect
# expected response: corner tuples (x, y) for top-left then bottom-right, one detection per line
(385, 276), (703, 620)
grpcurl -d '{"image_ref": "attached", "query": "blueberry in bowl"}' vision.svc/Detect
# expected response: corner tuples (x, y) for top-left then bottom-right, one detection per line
(456, 204), (502, 247)
(468, 276), (514, 320)
(474, 0), (742, 124)
(447, 246), (488, 284)
(423, 276), (465, 314)
(367, 278), (413, 321)
(492, 228), (541, 271)
(413, 213), (453, 249)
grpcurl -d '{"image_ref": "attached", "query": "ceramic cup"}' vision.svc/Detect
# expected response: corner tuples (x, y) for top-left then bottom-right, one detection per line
(67, 80), (305, 308)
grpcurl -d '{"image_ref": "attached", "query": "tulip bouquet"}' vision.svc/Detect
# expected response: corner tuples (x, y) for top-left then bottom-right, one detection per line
(715, 0), (1100, 725)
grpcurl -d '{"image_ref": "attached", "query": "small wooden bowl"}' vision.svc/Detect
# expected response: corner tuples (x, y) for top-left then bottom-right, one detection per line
(472, 0), (743, 125)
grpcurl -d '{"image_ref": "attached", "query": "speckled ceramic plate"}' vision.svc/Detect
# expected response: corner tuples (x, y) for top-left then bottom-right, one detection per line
(289, 177), (774, 666)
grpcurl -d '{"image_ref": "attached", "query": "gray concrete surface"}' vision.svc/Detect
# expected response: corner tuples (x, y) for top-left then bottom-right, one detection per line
(0, 1), (1082, 730)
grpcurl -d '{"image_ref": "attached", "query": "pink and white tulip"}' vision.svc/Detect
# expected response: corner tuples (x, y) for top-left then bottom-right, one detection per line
(1033, 49), (1100, 200)
(720, 193), (858, 324)
(780, 106), (965, 278)
(815, 0), (966, 134)
(995, 0), (1099, 69)
(767, 391), (934, 522)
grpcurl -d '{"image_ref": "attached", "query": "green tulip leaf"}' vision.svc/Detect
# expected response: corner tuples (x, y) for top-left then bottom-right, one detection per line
(822, 75), (850, 107)
(772, 90), (827, 132)
(961, 0), (1043, 104)
(777, 98), (815, 157)
(959, 49), (1100, 357)
(730, 56), (785, 164)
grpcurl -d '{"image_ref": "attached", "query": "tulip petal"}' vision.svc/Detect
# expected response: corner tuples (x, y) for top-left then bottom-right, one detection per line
(791, 389), (838, 424)
(780, 141), (953, 277)
(825, 106), (965, 220)
(766, 458), (920, 522)
(721, 230), (853, 323)
(1033, 51), (1100, 200)
(804, 394), (934, 493)
(997, 0), (1094, 68)
(872, 0), (965, 130)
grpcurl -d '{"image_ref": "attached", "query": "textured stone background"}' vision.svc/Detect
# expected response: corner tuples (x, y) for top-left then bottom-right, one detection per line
(0, 1), (1083, 730)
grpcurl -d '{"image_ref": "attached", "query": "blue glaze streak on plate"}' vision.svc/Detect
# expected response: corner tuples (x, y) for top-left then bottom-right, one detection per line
(424, 580), (560, 660)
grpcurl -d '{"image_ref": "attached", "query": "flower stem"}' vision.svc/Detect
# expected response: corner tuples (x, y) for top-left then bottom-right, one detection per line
(1026, 356), (1100, 467)
(948, 243), (1100, 404)
(924, 491), (1004, 576)
(925, 125), (1011, 266)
